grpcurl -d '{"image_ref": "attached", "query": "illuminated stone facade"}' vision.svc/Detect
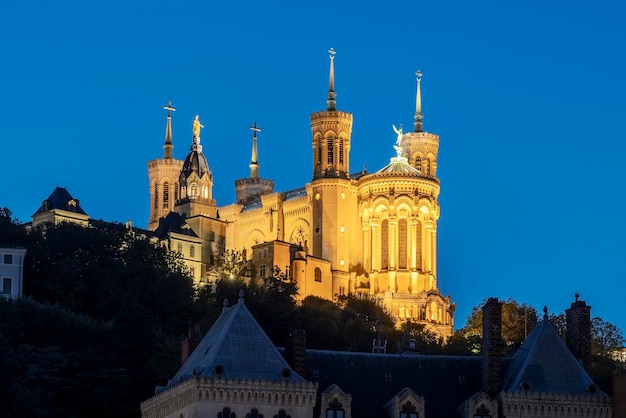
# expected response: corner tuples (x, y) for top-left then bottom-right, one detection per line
(147, 54), (454, 338)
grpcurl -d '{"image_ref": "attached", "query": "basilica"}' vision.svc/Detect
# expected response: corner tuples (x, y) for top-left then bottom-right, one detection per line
(146, 52), (454, 338)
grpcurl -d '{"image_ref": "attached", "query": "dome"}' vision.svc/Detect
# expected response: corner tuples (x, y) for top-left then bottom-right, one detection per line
(181, 139), (210, 179)
(376, 156), (420, 174)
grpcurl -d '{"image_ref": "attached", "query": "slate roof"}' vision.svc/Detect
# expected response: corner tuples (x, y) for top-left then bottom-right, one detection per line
(153, 212), (198, 239)
(166, 292), (305, 390)
(303, 350), (489, 417)
(32, 186), (87, 216)
(501, 315), (605, 396)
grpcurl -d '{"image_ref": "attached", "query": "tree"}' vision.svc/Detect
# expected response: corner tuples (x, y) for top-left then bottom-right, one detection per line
(0, 207), (27, 246)
(460, 298), (539, 348)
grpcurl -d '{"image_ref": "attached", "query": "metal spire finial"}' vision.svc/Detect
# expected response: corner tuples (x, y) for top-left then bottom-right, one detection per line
(249, 121), (261, 179)
(327, 48), (336, 111)
(163, 101), (176, 159)
(414, 70), (423, 132)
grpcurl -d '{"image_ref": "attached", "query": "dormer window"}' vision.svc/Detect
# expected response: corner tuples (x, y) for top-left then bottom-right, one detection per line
(326, 398), (344, 418)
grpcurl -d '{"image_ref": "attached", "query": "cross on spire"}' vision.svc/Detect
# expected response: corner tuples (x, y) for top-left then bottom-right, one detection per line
(249, 121), (261, 179)
(162, 101), (176, 159)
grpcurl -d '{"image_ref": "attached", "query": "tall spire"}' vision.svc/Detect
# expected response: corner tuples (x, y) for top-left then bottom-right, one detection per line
(249, 121), (261, 179)
(414, 70), (423, 132)
(163, 101), (175, 159)
(327, 48), (336, 111)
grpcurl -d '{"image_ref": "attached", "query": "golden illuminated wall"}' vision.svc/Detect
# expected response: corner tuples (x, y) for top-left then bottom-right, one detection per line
(147, 158), (183, 231)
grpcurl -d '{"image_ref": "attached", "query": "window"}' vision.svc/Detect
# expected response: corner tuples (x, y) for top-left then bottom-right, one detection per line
(285, 266), (291, 279)
(473, 404), (491, 418)
(314, 267), (322, 282)
(210, 231), (215, 242)
(190, 267), (195, 278)
(218, 407), (235, 418)
(327, 139), (334, 165)
(177, 243), (183, 253)
(415, 220), (422, 270)
(425, 159), (431, 175)
(246, 409), (264, 418)
(326, 398), (344, 418)
(259, 264), (266, 278)
(163, 182), (169, 207)
(2, 278), (11, 294)
(317, 143), (322, 165)
(154, 184), (159, 209)
(339, 138), (344, 165)
(174, 182), (179, 201)
(415, 156), (421, 171)
(3, 254), (12, 264)
(190, 182), (198, 198)
(273, 411), (290, 418)
(381, 219), (389, 269)
(400, 401), (418, 418)
(190, 245), (195, 258)
(398, 218), (407, 269)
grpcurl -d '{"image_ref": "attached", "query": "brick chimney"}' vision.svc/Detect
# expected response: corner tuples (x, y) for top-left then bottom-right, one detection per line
(482, 297), (503, 398)
(285, 329), (307, 377)
(565, 292), (592, 371)
(181, 321), (201, 365)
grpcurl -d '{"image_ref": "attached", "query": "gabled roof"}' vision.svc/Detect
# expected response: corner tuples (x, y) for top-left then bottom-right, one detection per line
(167, 292), (305, 388)
(32, 187), (87, 216)
(502, 315), (605, 395)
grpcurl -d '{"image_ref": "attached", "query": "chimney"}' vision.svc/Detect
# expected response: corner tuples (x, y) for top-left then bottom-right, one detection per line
(482, 297), (503, 398)
(566, 292), (592, 371)
(285, 329), (307, 377)
(181, 321), (201, 365)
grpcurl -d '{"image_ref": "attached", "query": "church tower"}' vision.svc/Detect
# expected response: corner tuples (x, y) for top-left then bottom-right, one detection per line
(310, 49), (360, 296)
(174, 115), (217, 218)
(234, 122), (274, 204)
(357, 72), (453, 338)
(401, 71), (440, 179)
(148, 102), (184, 231)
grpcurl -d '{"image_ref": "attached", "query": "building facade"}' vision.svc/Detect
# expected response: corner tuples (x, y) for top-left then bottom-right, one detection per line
(146, 53), (454, 337)
(0, 247), (27, 299)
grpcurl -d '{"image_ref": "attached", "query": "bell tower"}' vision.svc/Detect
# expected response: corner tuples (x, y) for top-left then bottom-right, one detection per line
(310, 49), (359, 297)
(148, 102), (184, 231)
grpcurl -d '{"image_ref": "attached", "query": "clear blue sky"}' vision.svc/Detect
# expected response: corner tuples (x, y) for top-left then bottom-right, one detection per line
(2, 1), (625, 333)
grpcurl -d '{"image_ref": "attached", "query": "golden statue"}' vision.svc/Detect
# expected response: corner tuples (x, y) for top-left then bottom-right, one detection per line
(192, 115), (204, 138)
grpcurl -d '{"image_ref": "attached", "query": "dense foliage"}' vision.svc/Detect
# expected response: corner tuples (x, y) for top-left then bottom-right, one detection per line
(0, 207), (624, 414)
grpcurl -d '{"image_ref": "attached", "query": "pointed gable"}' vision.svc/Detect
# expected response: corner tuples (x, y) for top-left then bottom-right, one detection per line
(167, 292), (305, 388)
(502, 315), (603, 395)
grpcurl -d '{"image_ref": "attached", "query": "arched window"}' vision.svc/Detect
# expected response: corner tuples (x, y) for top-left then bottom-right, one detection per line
(210, 231), (215, 242)
(425, 159), (431, 175)
(174, 182), (179, 202)
(314, 267), (322, 282)
(190, 183), (198, 198)
(415, 156), (422, 171)
(218, 407), (235, 418)
(154, 184), (159, 209)
(177, 243), (183, 253)
(415, 220), (422, 270)
(339, 138), (344, 165)
(398, 218), (407, 269)
(190, 245), (195, 258)
(326, 398), (345, 418)
(259, 264), (266, 278)
(317, 143), (322, 165)
(327, 138), (334, 165)
(163, 182), (169, 208)
(381, 219), (389, 269)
